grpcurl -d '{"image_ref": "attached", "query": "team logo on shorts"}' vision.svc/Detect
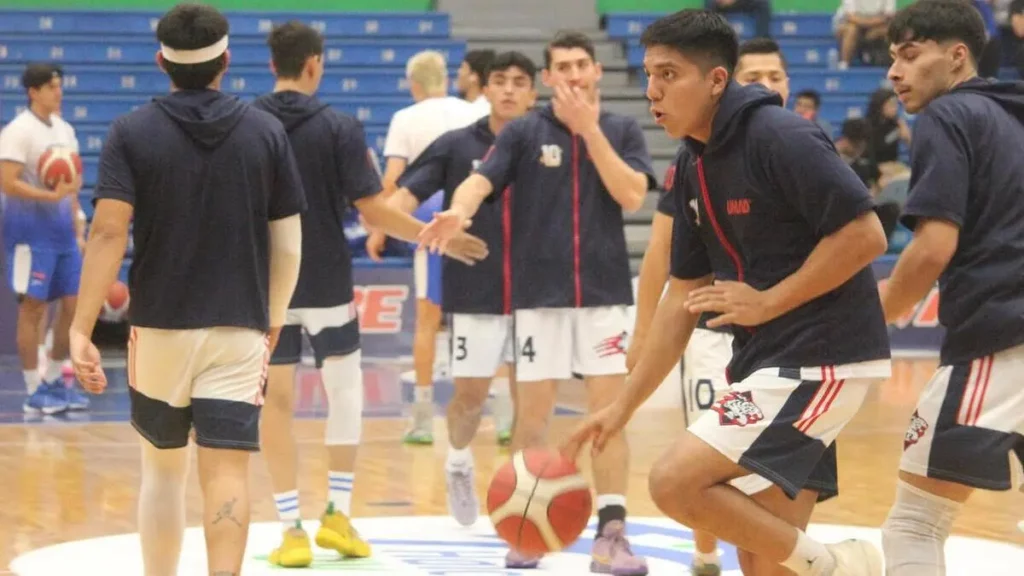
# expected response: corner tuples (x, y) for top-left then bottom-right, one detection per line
(712, 391), (764, 427)
(594, 331), (627, 357)
(903, 410), (929, 450)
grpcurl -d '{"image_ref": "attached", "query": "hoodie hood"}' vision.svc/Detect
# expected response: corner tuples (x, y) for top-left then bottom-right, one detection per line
(948, 77), (1024, 126)
(686, 81), (782, 157)
(251, 91), (330, 132)
(154, 89), (248, 150)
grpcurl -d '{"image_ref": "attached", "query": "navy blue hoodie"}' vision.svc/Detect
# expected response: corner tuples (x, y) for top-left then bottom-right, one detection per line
(670, 82), (890, 383)
(476, 104), (657, 310)
(398, 116), (509, 315)
(900, 78), (1024, 365)
(252, 91), (381, 309)
(94, 89), (307, 332)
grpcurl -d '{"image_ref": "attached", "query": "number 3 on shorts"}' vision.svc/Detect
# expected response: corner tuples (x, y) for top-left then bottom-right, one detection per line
(454, 336), (468, 361)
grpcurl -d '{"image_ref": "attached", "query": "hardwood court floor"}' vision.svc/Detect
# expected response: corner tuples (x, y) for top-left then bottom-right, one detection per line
(0, 357), (1020, 572)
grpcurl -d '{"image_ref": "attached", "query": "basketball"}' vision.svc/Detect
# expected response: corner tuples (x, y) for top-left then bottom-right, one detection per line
(101, 280), (130, 321)
(36, 145), (82, 190)
(486, 448), (592, 555)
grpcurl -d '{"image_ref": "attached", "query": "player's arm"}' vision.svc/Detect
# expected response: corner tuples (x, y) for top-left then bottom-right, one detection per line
(70, 121), (135, 338)
(880, 111), (965, 323)
(579, 117), (655, 212)
(380, 112), (411, 197)
(266, 130), (308, 343)
(71, 194), (87, 251)
(629, 209), (673, 370)
(693, 122), (888, 327)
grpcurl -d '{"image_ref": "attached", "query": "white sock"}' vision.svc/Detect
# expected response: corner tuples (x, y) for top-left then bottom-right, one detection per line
(414, 386), (433, 404)
(694, 551), (720, 566)
(43, 359), (63, 383)
(446, 446), (473, 470)
(596, 493), (627, 510)
(781, 529), (835, 576)
(328, 471), (354, 516)
(23, 370), (40, 394)
(273, 490), (300, 530)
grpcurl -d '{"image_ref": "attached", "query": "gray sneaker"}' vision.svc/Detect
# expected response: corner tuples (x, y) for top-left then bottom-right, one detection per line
(691, 560), (721, 576)
(403, 402), (434, 445)
(445, 463), (479, 526)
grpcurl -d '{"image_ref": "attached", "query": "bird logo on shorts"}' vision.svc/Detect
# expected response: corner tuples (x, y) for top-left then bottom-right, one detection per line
(903, 410), (929, 450)
(594, 331), (627, 358)
(712, 391), (764, 427)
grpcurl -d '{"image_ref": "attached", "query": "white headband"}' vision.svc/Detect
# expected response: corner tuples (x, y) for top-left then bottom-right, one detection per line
(161, 35), (228, 65)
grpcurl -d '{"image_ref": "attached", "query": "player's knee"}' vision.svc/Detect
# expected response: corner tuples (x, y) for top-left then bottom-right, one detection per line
(322, 352), (363, 446)
(452, 378), (490, 409)
(17, 297), (46, 322)
(648, 459), (698, 519)
(881, 480), (959, 574)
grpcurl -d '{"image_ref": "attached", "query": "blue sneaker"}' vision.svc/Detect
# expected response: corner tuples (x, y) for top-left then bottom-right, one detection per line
(49, 380), (90, 411)
(23, 382), (69, 415)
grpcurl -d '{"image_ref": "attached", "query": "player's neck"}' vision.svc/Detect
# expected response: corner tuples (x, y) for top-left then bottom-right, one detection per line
(273, 79), (315, 96)
(488, 114), (507, 135)
(946, 70), (978, 93)
(28, 102), (53, 122)
(464, 88), (482, 102)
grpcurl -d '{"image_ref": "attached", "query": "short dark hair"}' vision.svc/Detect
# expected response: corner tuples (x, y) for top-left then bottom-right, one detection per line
(463, 49), (496, 82)
(156, 3), (230, 90)
(544, 31), (596, 69)
(840, 118), (871, 144)
(887, 0), (987, 65)
(738, 37), (787, 71)
(267, 21), (324, 79)
(796, 89), (821, 107)
(1010, 0), (1024, 16)
(640, 9), (738, 74)
(21, 63), (63, 91)
(485, 51), (537, 86)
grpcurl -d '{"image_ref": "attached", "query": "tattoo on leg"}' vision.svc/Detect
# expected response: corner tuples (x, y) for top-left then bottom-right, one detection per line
(212, 497), (242, 527)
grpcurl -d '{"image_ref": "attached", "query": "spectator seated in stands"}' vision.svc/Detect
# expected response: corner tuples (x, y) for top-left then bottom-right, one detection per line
(865, 87), (912, 181)
(793, 89), (835, 141)
(1002, 0), (1024, 78)
(704, 0), (771, 39)
(832, 0), (896, 68)
(835, 118), (881, 195)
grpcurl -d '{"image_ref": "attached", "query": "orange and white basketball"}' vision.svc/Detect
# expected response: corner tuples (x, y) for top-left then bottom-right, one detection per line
(37, 145), (82, 190)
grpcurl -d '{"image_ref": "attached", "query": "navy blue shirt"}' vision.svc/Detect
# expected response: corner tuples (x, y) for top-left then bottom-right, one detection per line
(900, 78), (1024, 365)
(252, 92), (381, 308)
(670, 82), (890, 383)
(659, 154), (727, 334)
(399, 116), (509, 315)
(476, 105), (657, 309)
(94, 90), (307, 332)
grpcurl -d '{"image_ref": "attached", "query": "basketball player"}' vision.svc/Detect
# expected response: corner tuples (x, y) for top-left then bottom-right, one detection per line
(627, 36), (790, 576)
(0, 62), (90, 415)
(456, 49), (496, 116)
(251, 22), (488, 567)
(419, 31), (656, 574)
(68, 5), (306, 575)
(369, 50), (484, 445)
(386, 50), (536, 527)
(878, 2), (1024, 573)
(562, 10), (892, 575)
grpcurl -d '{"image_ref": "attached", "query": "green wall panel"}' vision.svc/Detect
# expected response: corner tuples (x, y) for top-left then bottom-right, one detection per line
(598, 0), (916, 14)
(0, 0), (431, 11)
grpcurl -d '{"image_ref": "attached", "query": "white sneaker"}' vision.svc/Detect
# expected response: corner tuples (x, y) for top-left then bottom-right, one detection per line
(826, 539), (882, 576)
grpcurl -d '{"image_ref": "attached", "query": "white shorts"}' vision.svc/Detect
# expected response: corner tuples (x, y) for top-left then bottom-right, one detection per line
(449, 313), (514, 378)
(900, 343), (1024, 491)
(682, 328), (734, 427)
(128, 326), (268, 451)
(691, 364), (885, 501)
(271, 302), (360, 368)
(513, 306), (629, 382)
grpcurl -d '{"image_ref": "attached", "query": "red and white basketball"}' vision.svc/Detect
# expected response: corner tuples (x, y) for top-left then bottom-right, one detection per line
(101, 280), (130, 322)
(37, 145), (82, 190)
(486, 448), (593, 555)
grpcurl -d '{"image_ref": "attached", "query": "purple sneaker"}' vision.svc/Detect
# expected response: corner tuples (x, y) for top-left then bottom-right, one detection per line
(589, 520), (648, 575)
(505, 549), (541, 569)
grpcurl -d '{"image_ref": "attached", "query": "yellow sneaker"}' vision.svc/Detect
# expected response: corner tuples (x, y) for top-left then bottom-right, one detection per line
(315, 504), (372, 558)
(268, 525), (313, 568)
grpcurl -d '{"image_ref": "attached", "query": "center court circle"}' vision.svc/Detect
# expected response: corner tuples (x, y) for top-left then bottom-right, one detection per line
(9, 516), (1023, 575)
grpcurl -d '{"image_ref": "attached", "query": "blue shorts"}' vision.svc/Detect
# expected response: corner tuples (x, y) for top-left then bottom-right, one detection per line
(413, 191), (444, 307)
(5, 244), (81, 302)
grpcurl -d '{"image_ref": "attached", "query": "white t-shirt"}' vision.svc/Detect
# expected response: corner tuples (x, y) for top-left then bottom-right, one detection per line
(382, 96), (485, 164)
(469, 95), (491, 117)
(0, 109), (79, 189)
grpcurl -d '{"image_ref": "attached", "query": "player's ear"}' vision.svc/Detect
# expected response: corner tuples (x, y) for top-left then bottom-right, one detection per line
(269, 59), (277, 76)
(155, 51), (166, 73)
(709, 66), (729, 98)
(949, 42), (969, 74)
(540, 67), (553, 88)
(593, 60), (604, 83)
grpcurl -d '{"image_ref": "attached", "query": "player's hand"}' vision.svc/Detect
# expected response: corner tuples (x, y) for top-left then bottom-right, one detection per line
(365, 230), (387, 261)
(552, 82), (600, 135)
(69, 327), (106, 394)
(443, 232), (489, 265)
(560, 399), (631, 462)
(625, 332), (645, 373)
(685, 280), (778, 328)
(53, 174), (83, 201)
(418, 207), (471, 255)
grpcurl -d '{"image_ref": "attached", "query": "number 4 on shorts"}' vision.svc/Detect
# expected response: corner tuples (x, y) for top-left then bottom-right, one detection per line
(518, 336), (536, 363)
